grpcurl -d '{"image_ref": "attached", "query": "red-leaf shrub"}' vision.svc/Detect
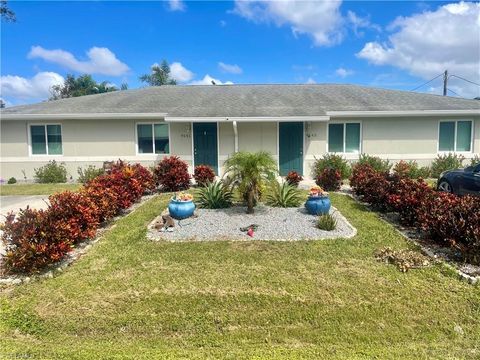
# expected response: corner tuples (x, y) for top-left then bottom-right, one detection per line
(285, 171), (303, 187)
(316, 168), (342, 191)
(130, 163), (156, 192)
(48, 191), (99, 244)
(386, 177), (434, 226)
(154, 156), (191, 191)
(193, 165), (215, 187)
(350, 164), (393, 211)
(81, 186), (119, 222)
(417, 193), (480, 264)
(1, 208), (73, 273)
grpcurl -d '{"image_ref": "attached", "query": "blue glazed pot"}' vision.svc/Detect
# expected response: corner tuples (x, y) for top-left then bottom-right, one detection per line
(168, 198), (196, 220)
(305, 195), (331, 215)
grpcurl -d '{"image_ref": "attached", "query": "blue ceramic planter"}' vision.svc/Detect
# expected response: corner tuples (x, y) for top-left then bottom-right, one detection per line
(305, 195), (331, 215)
(168, 198), (196, 220)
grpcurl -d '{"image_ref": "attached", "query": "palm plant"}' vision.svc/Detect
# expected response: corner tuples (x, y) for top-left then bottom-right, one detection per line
(265, 181), (303, 208)
(223, 151), (277, 214)
(196, 181), (233, 209)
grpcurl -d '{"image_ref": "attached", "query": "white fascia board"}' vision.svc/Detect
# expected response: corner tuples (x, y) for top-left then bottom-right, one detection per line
(1, 113), (168, 121)
(165, 116), (330, 122)
(327, 109), (480, 118)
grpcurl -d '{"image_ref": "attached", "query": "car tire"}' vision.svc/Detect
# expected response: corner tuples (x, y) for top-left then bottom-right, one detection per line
(437, 179), (452, 193)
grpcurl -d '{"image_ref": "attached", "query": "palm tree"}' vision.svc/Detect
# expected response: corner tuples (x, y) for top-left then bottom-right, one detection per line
(139, 60), (177, 86)
(223, 151), (277, 214)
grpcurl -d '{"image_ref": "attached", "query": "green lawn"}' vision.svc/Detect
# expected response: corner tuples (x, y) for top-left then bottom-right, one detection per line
(0, 183), (81, 196)
(1, 194), (479, 359)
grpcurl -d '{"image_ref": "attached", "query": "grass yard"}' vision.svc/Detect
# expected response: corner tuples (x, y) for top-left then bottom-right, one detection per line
(0, 183), (81, 196)
(1, 193), (479, 359)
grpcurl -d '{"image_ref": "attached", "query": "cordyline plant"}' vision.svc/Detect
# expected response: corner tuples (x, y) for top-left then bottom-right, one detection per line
(223, 151), (277, 214)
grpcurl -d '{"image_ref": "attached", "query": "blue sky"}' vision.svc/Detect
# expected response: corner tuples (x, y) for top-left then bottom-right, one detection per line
(1, 1), (479, 106)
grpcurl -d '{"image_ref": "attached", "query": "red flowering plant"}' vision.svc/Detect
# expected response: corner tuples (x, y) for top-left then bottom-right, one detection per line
(154, 156), (191, 192)
(193, 165), (215, 187)
(316, 168), (342, 191)
(285, 171), (303, 188)
(1, 208), (73, 273)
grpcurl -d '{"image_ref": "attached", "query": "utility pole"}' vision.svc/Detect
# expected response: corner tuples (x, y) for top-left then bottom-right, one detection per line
(443, 70), (448, 96)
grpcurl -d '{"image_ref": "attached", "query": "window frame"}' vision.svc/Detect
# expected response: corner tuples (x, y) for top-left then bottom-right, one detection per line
(135, 122), (171, 155)
(28, 123), (63, 156)
(326, 121), (362, 155)
(437, 119), (473, 154)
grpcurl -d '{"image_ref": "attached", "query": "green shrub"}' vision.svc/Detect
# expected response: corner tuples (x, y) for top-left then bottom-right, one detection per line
(265, 181), (303, 208)
(313, 154), (351, 179)
(196, 181), (234, 209)
(470, 154), (480, 166)
(34, 161), (67, 183)
(317, 213), (337, 231)
(392, 160), (431, 179)
(356, 154), (391, 173)
(7, 177), (17, 184)
(77, 165), (104, 184)
(431, 153), (465, 178)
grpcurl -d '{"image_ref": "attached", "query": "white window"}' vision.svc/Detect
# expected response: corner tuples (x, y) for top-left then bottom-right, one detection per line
(328, 122), (361, 153)
(438, 120), (472, 152)
(137, 123), (170, 154)
(30, 124), (63, 155)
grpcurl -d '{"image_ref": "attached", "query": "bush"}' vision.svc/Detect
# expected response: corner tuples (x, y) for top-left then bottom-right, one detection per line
(417, 193), (480, 264)
(154, 156), (191, 192)
(265, 181), (303, 208)
(7, 177), (17, 184)
(317, 213), (337, 231)
(315, 168), (342, 191)
(193, 165), (216, 187)
(128, 163), (156, 192)
(356, 154), (391, 173)
(431, 153), (465, 178)
(77, 165), (104, 184)
(1, 208), (72, 273)
(285, 171), (303, 187)
(313, 154), (351, 179)
(34, 160), (67, 183)
(196, 181), (233, 209)
(350, 164), (392, 211)
(393, 160), (431, 179)
(81, 186), (119, 223)
(386, 177), (434, 226)
(470, 154), (480, 166)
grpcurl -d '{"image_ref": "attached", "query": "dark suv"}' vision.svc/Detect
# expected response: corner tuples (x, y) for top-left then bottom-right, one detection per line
(437, 162), (480, 196)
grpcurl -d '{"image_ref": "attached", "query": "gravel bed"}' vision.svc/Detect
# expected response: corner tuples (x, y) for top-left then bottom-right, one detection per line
(147, 205), (356, 242)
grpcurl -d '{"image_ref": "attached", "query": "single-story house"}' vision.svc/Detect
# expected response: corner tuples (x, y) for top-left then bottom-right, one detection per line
(1, 84), (479, 180)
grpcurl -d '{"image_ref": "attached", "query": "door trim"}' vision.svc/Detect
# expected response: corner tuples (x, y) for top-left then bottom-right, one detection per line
(191, 122), (220, 174)
(277, 121), (304, 176)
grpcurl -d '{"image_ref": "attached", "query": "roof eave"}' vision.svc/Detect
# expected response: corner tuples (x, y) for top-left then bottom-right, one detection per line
(0, 113), (168, 121)
(327, 109), (480, 118)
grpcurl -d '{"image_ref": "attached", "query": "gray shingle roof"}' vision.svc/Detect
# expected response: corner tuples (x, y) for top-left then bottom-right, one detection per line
(2, 84), (479, 117)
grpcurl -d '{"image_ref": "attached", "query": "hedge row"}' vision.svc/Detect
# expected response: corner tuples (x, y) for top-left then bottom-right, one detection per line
(350, 164), (480, 264)
(1, 160), (156, 274)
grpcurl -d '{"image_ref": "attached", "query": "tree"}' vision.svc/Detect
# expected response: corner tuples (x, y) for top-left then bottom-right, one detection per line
(223, 151), (278, 214)
(1, 1), (15, 22)
(50, 74), (117, 100)
(0, 99), (5, 108)
(120, 83), (129, 90)
(139, 60), (177, 86)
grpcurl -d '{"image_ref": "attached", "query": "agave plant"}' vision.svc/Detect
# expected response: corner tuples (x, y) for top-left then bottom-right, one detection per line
(265, 181), (303, 208)
(223, 151), (277, 214)
(196, 181), (234, 209)
(317, 213), (337, 231)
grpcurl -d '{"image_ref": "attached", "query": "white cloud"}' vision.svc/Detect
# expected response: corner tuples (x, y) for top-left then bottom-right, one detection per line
(220, 20), (227, 27)
(233, 0), (344, 46)
(357, 2), (480, 98)
(28, 46), (129, 76)
(335, 67), (354, 78)
(0, 72), (64, 101)
(189, 74), (233, 85)
(218, 62), (243, 74)
(346, 10), (381, 36)
(168, 0), (185, 11)
(305, 77), (316, 84)
(170, 62), (194, 82)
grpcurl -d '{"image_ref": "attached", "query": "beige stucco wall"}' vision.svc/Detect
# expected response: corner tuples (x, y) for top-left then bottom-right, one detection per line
(1, 116), (479, 181)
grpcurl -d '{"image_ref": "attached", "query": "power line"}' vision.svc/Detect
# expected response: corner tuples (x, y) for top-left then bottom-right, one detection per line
(410, 72), (444, 92)
(449, 74), (480, 87)
(447, 88), (461, 97)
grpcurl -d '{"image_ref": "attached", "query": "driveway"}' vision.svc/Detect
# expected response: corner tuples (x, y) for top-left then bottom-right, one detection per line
(0, 195), (50, 256)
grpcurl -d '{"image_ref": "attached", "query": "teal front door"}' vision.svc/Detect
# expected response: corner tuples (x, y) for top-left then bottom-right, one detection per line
(193, 123), (218, 174)
(279, 122), (303, 176)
